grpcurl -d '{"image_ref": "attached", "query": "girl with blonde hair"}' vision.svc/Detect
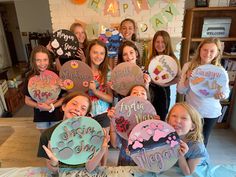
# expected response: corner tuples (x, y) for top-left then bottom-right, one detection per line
(167, 102), (209, 176)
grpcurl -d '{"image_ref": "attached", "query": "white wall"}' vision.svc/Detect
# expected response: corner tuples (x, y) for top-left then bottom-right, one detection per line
(14, 0), (52, 61)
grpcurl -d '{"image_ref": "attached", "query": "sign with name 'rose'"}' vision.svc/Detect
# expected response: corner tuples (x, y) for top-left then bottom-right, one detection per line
(190, 64), (228, 98)
(128, 119), (180, 173)
(112, 96), (157, 140)
(51, 29), (79, 58)
(59, 60), (93, 93)
(50, 116), (104, 165)
(148, 55), (178, 85)
(111, 63), (144, 96)
(28, 70), (61, 103)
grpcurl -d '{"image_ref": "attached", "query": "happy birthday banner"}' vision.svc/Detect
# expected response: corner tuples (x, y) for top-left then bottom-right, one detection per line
(84, 0), (179, 32)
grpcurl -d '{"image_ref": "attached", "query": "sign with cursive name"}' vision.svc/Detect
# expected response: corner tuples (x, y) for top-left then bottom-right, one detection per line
(112, 96), (156, 140)
(50, 116), (104, 165)
(98, 28), (123, 58)
(51, 29), (79, 58)
(190, 64), (228, 98)
(28, 70), (61, 103)
(111, 63), (144, 96)
(59, 60), (93, 93)
(148, 55), (178, 85)
(128, 119), (180, 173)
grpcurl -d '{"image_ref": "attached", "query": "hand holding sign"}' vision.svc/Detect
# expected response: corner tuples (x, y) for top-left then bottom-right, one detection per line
(190, 64), (228, 98)
(148, 55), (178, 85)
(128, 119), (180, 173)
(51, 29), (79, 58)
(50, 116), (104, 165)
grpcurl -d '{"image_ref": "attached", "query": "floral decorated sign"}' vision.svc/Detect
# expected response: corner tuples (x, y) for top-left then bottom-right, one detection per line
(98, 28), (123, 58)
(128, 119), (180, 173)
(112, 96), (157, 140)
(190, 64), (228, 98)
(148, 55), (178, 85)
(59, 60), (93, 92)
(111, 63), (144, 96)
(50, 116), (104, 165)
(51, 29), (79, 58)
(28, 70), (61, 103)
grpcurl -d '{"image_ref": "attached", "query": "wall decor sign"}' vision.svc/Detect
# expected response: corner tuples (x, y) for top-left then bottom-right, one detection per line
(112, 96), (157, 140)
(190, 64), (228, 98)
(128, 119), (180, 173)
(111, 63), (144, 96)
(59, 60), (93, 93)
(28, 70), (61, 103)
(148, 55), (178, 85)
(51, 29), (79, 58)
(98, 28), (123, 58)
(50, 116), (104, 165)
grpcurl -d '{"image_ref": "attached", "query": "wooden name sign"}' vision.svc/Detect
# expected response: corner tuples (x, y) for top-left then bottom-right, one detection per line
(51, 29), (79, 58)
(148, 55), (178, 85)
(112, 96), (157, 140)
(111, 63), (144, 96)
(190, 64), (228, 98)
(59, 60), (93, 92)
(128, 119), (180, 173)
(98, 28), (123, 58)
(28, 70), (61, 103)
(50, 116), (104, 165)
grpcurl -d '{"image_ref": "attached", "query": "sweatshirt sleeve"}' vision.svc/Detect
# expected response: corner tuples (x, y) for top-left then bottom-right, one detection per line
(177, 62), (190, 95)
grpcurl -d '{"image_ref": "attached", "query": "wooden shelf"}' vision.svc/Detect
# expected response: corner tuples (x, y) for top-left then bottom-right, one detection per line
(180, 7), (236, 129)
(191, 38), (236, 42)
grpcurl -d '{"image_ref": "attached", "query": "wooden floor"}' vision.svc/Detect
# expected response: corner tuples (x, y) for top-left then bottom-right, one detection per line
(0, 118), (45, 167)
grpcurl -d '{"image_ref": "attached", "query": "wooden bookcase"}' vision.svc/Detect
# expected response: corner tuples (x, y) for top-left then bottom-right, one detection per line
(181, 7), (236, 128)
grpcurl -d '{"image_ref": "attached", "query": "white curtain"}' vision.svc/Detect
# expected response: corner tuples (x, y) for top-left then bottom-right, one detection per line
(0, 14), (12, 69)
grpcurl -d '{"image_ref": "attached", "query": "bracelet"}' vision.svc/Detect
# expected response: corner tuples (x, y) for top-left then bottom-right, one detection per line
(50, 161), (59, 167)
(49, 103), (55, 113)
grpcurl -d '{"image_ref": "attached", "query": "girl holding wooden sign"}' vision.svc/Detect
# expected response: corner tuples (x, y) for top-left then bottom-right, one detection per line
(167, 102), (209, 176)
(38, 92), (109, 173)
(146, 30), (181, 121)
(23, 45), (64, 133)
(177, 38), (230, 146)
(86, 39), (113, 165)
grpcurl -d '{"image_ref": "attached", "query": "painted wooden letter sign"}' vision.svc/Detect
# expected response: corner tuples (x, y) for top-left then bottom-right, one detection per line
(190, 64), (228, 97)
(50, 116), (104, 165)
(148, 55), (178, 85)
(28, 70), (61, 103)
(112, 96), (156, 140)
(59, 60), (93, 92)
(111, 63), (144, 96)
(128, 119), (180, 173)
(51, 29), (79, 58)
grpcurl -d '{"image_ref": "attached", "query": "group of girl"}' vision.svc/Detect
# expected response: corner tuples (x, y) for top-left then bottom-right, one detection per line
(24, 18), (229, 175)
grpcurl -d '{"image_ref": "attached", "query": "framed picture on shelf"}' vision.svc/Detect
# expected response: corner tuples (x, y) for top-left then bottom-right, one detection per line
(229, 0), (236, 6)
(195, 0), (208, 7)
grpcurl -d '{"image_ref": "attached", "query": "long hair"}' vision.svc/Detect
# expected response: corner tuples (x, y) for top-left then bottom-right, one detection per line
(86, 39), (109, 84)
(62, 92), (92, 115)
(188, 38), (222, 72)
(166, 102), (204, 143)
(146, 30), (179, 69)
(117, 40), (140, 65)
(119, 18), (137, 41)
(69, 22), (88, 50)
(28, 45), (53, 76)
